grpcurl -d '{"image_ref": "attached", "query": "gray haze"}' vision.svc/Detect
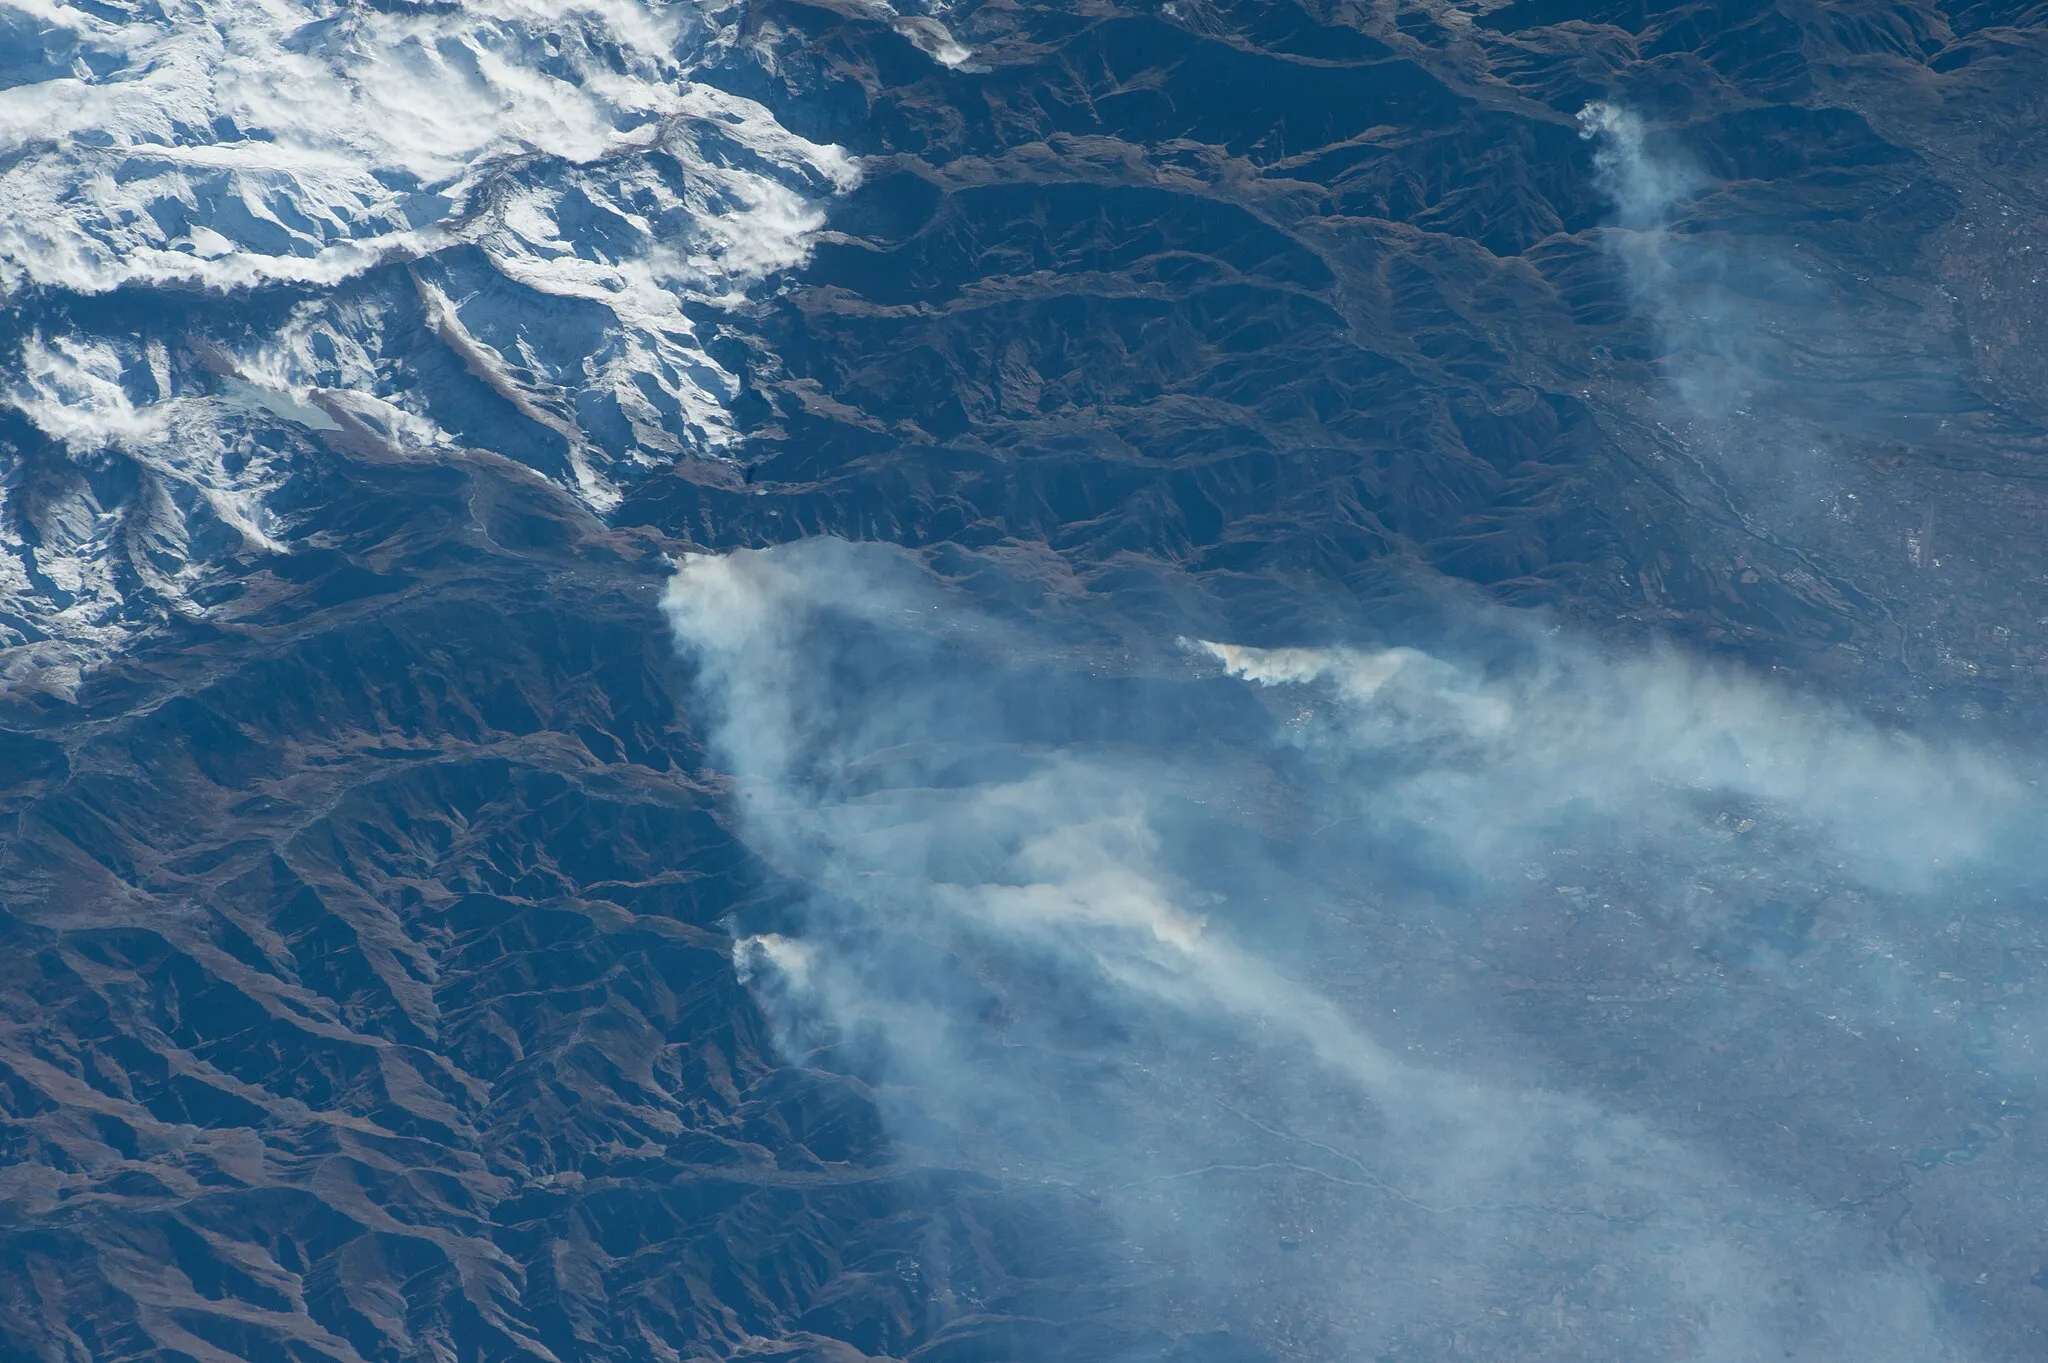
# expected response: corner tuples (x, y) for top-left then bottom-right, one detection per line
(662, 537), (2036, 1361)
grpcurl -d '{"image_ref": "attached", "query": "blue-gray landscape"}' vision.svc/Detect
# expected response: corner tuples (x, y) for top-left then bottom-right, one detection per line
(1, 1), (2047, 1359)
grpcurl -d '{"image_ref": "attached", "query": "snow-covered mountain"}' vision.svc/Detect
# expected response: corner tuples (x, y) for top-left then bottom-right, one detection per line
(8, 2), (2048, 1360)
(0, 0), (872, 690)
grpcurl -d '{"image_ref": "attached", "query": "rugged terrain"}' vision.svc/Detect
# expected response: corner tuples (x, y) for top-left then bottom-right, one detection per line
(4, 0), (2048, 1359)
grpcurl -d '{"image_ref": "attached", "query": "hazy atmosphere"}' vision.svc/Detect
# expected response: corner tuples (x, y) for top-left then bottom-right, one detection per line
(2, 1), (2048, 1360)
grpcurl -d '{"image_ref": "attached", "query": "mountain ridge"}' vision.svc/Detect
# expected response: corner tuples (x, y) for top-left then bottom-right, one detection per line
(5, 1), (2048, 1359)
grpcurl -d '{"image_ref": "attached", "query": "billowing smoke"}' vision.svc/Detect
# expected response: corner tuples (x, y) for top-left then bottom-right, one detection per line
(1578, 101), (1779, 421)
(1579, 102), (1702, 234)
(1197, 635), (2021, 892)
(1575, 100), (1962, 476)
(665, 538), (2025, 1361)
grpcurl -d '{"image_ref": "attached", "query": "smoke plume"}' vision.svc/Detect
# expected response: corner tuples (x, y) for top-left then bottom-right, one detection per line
(664, 538), (2027, 1361)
